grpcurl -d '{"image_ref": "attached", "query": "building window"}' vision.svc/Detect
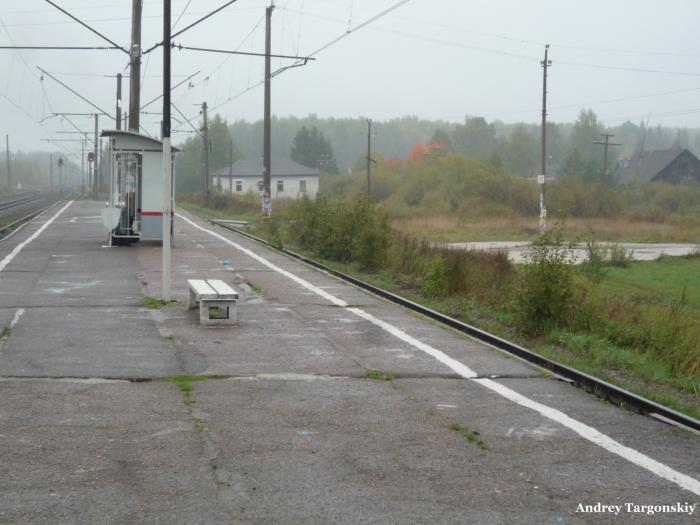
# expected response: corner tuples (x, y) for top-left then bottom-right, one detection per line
(235, 181), (243, 192)
(277, 180), (284, 192)
(299, 179), (307, 193)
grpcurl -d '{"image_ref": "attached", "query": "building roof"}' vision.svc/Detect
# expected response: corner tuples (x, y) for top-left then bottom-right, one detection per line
(618, 148), (690, 183)
(100, 129), (181, 152)
(214, 158), (320, 178)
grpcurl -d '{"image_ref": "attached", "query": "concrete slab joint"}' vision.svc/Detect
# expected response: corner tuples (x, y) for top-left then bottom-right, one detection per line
(187, 279), (238, 326)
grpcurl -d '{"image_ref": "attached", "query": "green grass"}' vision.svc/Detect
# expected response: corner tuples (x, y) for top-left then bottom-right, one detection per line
(367, 370), (395, 381)
(143, 296), (176, 309)
(159, 375), (211, 406)
(178, 201), (261, 225)
(540, 330), (700, 420)
(1, 326), (12, 338)
(246, 280), (263, 294)
(449, 423), (487, 449)
(597, 257), (700, 311)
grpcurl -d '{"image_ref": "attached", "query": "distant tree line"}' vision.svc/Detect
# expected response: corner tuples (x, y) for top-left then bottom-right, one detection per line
(172, 109), (700, 195)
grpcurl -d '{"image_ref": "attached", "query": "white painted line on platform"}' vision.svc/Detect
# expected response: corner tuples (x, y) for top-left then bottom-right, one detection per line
(178, 212), (700, 496)
(0, 201), (73, 273)
(9, 308), (24, 329)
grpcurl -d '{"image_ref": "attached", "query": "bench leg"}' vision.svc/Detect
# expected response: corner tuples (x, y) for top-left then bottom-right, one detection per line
(188, 287), (198, 309)
(199, 299), (237, 326)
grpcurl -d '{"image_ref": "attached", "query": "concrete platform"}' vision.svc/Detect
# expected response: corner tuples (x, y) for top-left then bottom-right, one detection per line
(0, 201), (697, 524)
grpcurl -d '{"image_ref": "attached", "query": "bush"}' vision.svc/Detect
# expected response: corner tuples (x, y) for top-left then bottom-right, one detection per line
(608, 243), (633, 267)
(287, 195), (391, 271)
(515, 233), (577, 335)
(422, 256), (449, 297)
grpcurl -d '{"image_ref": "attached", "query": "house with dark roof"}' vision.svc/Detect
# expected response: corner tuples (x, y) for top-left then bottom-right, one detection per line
(213, 158), (320, 199)
(618, 148), (700, 185)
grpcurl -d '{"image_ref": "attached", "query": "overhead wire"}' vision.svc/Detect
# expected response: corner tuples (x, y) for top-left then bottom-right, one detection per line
(142, 0), (243, 56)
(206, 0), (414, 114)
(172, 0), (193, 31)
(42, 0), (128, 54)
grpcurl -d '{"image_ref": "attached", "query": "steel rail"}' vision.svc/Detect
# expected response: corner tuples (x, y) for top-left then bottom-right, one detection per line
(199, 214), (700, 433)
(0, 193), (46, 214)
(0, 195), (65, 238)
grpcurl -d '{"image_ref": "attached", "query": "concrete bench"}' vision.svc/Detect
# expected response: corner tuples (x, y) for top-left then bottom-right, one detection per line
(187, 279), (239, 326)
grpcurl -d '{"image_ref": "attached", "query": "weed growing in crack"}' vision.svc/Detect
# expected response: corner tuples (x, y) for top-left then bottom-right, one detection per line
(449, 423), (487, 450)
(143, 296), (176, 309)
(367, 371), (395, 381)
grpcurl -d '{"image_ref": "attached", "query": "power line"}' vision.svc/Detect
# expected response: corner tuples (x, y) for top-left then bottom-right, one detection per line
(172, 0), (193, 30)
(172, 43), (316, 61)
(208, 0), (414, 113)
(557, 60), (700, 78)
(43, 0), (128, 54)
(174, 12), (266, 105)
(0, 45), (123, 51)
(143, 0), (243, 56)
(140, 69), (200, 110)
(306, 0), (412, 59)
(37, 67), (114, 119)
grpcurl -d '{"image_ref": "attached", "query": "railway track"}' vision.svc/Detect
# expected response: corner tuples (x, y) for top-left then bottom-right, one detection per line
(201, 214), (700, 433)
(0, 193), (48, 217)
(0, 195), (62, 240)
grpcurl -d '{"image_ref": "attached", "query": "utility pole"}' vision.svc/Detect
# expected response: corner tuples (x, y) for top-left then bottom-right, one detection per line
(539, 44), (552, 235)
(162, 0), (173, 301)
(129, 0), (142, 132)
(366, 119), (373, 197)
(593, 133), (622, 182)
(201, 101), (209, 201)
(81, 139), (85, 195)
(262, 2), (273, 216)
(93, 114), (99, 199)
(116, 73), (123, 130)
(5, 135), (10, 190)
(49, 153), (53, 192)
(229, 139), (234, 194)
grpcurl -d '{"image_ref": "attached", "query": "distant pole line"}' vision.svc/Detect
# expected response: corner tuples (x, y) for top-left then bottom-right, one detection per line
(593, 133), (622, 179)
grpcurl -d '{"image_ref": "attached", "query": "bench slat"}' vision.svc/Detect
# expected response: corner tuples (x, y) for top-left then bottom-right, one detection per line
(188, 279), (218, 299)
(207, 279), (238, 299)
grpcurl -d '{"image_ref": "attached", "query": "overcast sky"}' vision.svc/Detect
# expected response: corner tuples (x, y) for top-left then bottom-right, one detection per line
(2, 0), (700, 159)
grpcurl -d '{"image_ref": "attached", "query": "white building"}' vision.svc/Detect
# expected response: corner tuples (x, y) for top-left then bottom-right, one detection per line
(213, 158), (320, 199)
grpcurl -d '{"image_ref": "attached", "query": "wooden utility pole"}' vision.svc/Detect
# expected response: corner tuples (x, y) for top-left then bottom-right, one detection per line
(229, 139), (234, 194)
(116, 73), (123, 130)
(5, 135), (10, 190)
(539, 44), (552, 234)
(201, 101), (209, 201)
(81, 138), (85, 195)
(366, 119), (372, 196)
(262, 3), (274, 216)
(93, 114), (99, 199)
(129, 0), (142, 132)
(593, 133), (622, 182)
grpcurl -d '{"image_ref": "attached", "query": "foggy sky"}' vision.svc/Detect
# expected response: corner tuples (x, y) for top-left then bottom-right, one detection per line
(2, 0), (700, 160)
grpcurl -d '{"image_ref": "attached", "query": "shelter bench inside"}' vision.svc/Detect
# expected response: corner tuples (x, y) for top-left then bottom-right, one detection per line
(187, 279), (239, 326)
